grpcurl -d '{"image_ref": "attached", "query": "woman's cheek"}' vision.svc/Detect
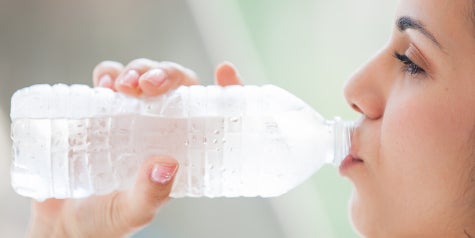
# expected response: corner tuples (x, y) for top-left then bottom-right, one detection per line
(377, 87), (473, 229)
(381, 83), (461, 174)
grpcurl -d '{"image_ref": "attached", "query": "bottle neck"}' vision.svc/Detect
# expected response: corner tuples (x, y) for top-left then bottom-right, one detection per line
(325, 117), (354, 166)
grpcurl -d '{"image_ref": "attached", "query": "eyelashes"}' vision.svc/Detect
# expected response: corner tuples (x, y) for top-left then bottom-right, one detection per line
(393, 52), (426, 76)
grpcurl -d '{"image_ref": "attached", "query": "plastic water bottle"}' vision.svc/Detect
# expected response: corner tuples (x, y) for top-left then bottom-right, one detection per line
(10, 84), (353, 201)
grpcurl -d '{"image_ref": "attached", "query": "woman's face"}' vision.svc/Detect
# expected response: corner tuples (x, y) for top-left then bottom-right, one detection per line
(343, 0), (475, 236)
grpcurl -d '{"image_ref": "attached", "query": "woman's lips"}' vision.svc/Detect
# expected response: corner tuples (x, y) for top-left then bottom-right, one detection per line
(339, 154), (364, 175)
(340, 121), (364, 175)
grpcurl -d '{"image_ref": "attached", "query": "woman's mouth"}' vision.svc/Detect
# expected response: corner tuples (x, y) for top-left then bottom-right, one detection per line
(339, 154), (364, 175)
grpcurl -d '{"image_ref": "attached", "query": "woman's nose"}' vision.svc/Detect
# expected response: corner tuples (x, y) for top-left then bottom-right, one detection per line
(343, 54), (387, 120)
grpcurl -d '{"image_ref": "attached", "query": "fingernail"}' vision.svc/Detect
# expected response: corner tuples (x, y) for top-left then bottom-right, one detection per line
(143, 69), (167, 87)
(151, 163), (178, 184)
(119, 70), (139, 87)
(98, 74), (112, 87)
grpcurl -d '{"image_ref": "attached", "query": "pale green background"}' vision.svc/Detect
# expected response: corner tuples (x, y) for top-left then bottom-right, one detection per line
(0, 0), (397, 237)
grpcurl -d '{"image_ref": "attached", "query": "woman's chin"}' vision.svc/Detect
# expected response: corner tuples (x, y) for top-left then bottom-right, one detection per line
(348, 189), (377, 238)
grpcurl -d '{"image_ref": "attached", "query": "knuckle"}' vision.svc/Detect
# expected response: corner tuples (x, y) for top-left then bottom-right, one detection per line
(143, 187), (169, 206)
(128, 58), (148, 65)
(96, 61), (123, 72)
(106, 191), (164, 229)
(127, 58), (158, 69)
(106, 192), (127, 230)
(134, 212), (155, 227)
(125, 203), (156, 228)
(141, 183), (172, 211)
(162, 62), (198, 84)
(93, 61), (124, 83)
(95, 60), (112, 69)
(159, 64), (184, 82)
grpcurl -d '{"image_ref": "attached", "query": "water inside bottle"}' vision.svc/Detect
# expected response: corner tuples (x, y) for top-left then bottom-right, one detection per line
(12, 109), (332, 199)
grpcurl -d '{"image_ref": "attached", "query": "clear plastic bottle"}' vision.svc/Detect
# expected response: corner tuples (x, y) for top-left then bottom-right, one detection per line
(10, 84), (353, 201)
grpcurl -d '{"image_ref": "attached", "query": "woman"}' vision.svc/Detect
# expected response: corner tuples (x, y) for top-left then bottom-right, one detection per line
(28, 0), (475, 237)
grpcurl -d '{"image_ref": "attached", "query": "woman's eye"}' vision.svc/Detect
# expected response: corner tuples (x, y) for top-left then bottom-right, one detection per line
(393, 52), (426, 76)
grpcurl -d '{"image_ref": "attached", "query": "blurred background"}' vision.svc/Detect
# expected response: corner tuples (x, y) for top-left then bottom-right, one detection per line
(0, 0), (397, 237)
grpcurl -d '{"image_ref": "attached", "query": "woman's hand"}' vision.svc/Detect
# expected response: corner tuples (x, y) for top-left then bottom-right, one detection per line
(28, 156), (179, 238)
(92, 58), (242, 96)
(27, 58), (242, 238)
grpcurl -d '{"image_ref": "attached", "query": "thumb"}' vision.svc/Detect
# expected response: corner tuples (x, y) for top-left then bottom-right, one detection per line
(114, 156), (179, 230)
(214, 61), (243, 86)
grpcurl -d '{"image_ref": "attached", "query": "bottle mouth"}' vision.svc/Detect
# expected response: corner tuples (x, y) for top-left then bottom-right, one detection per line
(331, 117), (355, 166)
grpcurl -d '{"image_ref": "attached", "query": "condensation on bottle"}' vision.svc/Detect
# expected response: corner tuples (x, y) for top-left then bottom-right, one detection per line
(10, 84), (353, 201)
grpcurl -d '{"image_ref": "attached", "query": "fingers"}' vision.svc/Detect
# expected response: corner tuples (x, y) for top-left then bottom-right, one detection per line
(114, 58), (160, 96)
(92, 61), (124, 90)
(112, 156), (179, 229)
(93, 59), (199, 96)
(214, 62), (243, 86)
(94, 59), (241, 98)
(138, 61), (199, 96)
(28, 199), (66, 236)
(31, 199), (65, 219)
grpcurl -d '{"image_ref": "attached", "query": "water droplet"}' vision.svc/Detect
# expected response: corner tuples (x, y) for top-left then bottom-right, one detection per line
(222, 138), (227, 144)
(202, 137), (207, 144)
(184, 139), (189, 146)
(212, 139), (218, 144)
(230, 117), (240, 123)
(214, 129), (220, 135)
(191, 135), (198, 144)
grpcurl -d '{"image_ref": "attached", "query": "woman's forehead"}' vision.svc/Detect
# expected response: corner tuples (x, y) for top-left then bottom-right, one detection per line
(396, 0), (475, 50)
(397, 0), (471, 24)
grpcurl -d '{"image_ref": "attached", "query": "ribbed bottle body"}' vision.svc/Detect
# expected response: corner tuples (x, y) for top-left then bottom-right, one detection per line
(11, 84), (337, 200)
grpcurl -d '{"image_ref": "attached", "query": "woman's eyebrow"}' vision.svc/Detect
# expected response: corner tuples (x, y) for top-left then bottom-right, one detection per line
(397, 16), (444, 50)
